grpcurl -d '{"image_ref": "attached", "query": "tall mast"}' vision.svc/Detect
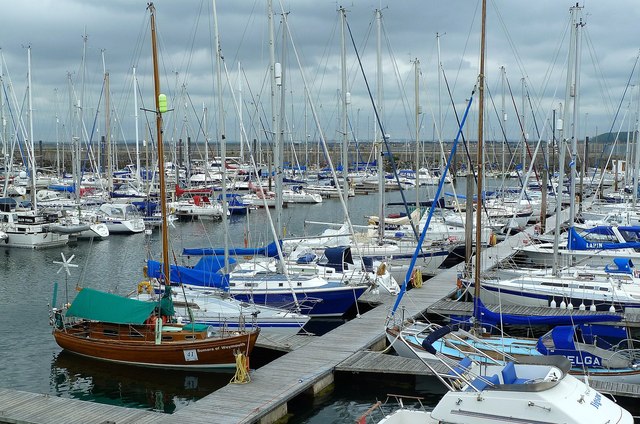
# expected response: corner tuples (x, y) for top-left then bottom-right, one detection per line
(500, 66), (506, 177)
(238, 62), (244, 162)
(634, 83), (640, 206)
(569, 7), (584, 224)
(436, 32), (443, 169)
(133, 67), (141, 185)
(27, 46), (37, 212)
(148, 3), (170, 284)
(0, 55), (5, 180)
(414, 58), (421, 227)
(276, 12), (287, 240)
(376, 8), (385, 243)
(473, 0), (486, 307)
(212, 0), (230, 269)
(105, 69), (112, 194)
(340, 6), (349, 217)
(520, 78), (526, 176)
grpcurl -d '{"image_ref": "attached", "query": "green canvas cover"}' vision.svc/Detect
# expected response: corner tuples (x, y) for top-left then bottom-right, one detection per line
(66, 287), (157, 325)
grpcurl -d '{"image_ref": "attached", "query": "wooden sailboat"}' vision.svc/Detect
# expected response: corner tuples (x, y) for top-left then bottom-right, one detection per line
(50, 3), (259, 370)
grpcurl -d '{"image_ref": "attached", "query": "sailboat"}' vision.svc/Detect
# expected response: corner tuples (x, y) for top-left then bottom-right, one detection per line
(387, 315), (640, 384)
(50, 3), (259, 370)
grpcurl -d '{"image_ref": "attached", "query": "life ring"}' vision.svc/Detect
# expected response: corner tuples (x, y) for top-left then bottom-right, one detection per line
(145, 315), (168, 326)
(137, 280), (153, 295)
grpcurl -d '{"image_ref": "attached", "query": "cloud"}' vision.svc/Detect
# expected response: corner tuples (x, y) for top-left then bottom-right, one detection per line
(0, 0), (635, 159)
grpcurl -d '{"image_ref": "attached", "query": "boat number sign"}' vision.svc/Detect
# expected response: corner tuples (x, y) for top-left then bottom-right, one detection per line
(183, 349), (199, 362)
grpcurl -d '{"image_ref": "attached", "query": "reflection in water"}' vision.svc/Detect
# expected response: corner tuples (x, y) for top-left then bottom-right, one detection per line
(50, 350), (233, 413)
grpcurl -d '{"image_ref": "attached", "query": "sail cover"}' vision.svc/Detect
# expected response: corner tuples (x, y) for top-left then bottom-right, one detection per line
(475, 299), (621, 326)
(567, 227), (640, 251)
(147, 259), (231, 290)
(66, 287), (156, 325)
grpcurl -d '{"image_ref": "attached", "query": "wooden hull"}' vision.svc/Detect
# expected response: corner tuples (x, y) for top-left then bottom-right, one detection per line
(53, 322), (259, 370)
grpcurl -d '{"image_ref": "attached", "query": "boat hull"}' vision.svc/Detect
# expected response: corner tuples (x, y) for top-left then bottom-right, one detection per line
(230, 285), (368, 317)
(53, 323), (259, 369)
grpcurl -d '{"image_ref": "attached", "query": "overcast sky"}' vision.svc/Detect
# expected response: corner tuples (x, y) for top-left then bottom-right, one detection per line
(1, 1), (638, 157)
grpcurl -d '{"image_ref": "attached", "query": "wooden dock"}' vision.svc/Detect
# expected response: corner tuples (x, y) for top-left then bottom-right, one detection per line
(336, 351), (640, 400)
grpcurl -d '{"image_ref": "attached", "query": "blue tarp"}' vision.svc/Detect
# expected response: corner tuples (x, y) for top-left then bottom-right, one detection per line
(182, 240), (281, 257)
(146, 259), (231, 290)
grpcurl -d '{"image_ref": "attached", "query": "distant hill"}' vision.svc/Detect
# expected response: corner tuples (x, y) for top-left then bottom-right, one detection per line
(591, 132), (636, 143)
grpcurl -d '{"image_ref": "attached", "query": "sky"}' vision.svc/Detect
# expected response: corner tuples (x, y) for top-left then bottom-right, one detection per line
(0, 0), (638, 156)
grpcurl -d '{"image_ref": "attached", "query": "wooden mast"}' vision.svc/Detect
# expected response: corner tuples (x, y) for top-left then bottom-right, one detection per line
(473, 0), (486, 306)
(148, 3), (170, 286)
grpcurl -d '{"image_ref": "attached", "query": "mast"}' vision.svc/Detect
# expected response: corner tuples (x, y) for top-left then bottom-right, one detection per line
(634, 83), (640, 206)
(414, 58), (421, 228)
(212, 0), (229, 269)
(569, 5), (584, 225)
(554, 4), (583, 273)
(133, 67), (141, 186)
(26, 46), (37, 212)
(105, 69), (112, 194)
(238, 62), (244, 162)
(148, 3), (170, 284)
(473, 0), (486, 310)
(500, 66), (506, 177)
(340, 6), (349, 217)
(437, 32), (443, 169)
(376, 8), (385, 244)
(276, 11), (287, 240)
(520, 78), (526, 176)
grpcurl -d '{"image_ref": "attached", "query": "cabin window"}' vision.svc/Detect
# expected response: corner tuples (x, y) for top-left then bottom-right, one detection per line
(185, 335), (197, 340)
(297, 282), (303, 286)
(278, 283), (284, 287)
(103, 329), (118, 337)
(161, 336), (174, 341)
(540, 282), (568, 288)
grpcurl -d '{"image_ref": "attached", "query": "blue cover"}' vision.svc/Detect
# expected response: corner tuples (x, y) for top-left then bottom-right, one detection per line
(604, 258), (634, 274)
(568, 227), (640, 251)
(146, 259), (230, 290)
(48, 184), (75, 192)
(324, 246), (353, 272)
(475, 299), (621, 325)
(182, 240), (281, 257)
(536, 326), (609, 369)
(421, 325), (454, 355)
